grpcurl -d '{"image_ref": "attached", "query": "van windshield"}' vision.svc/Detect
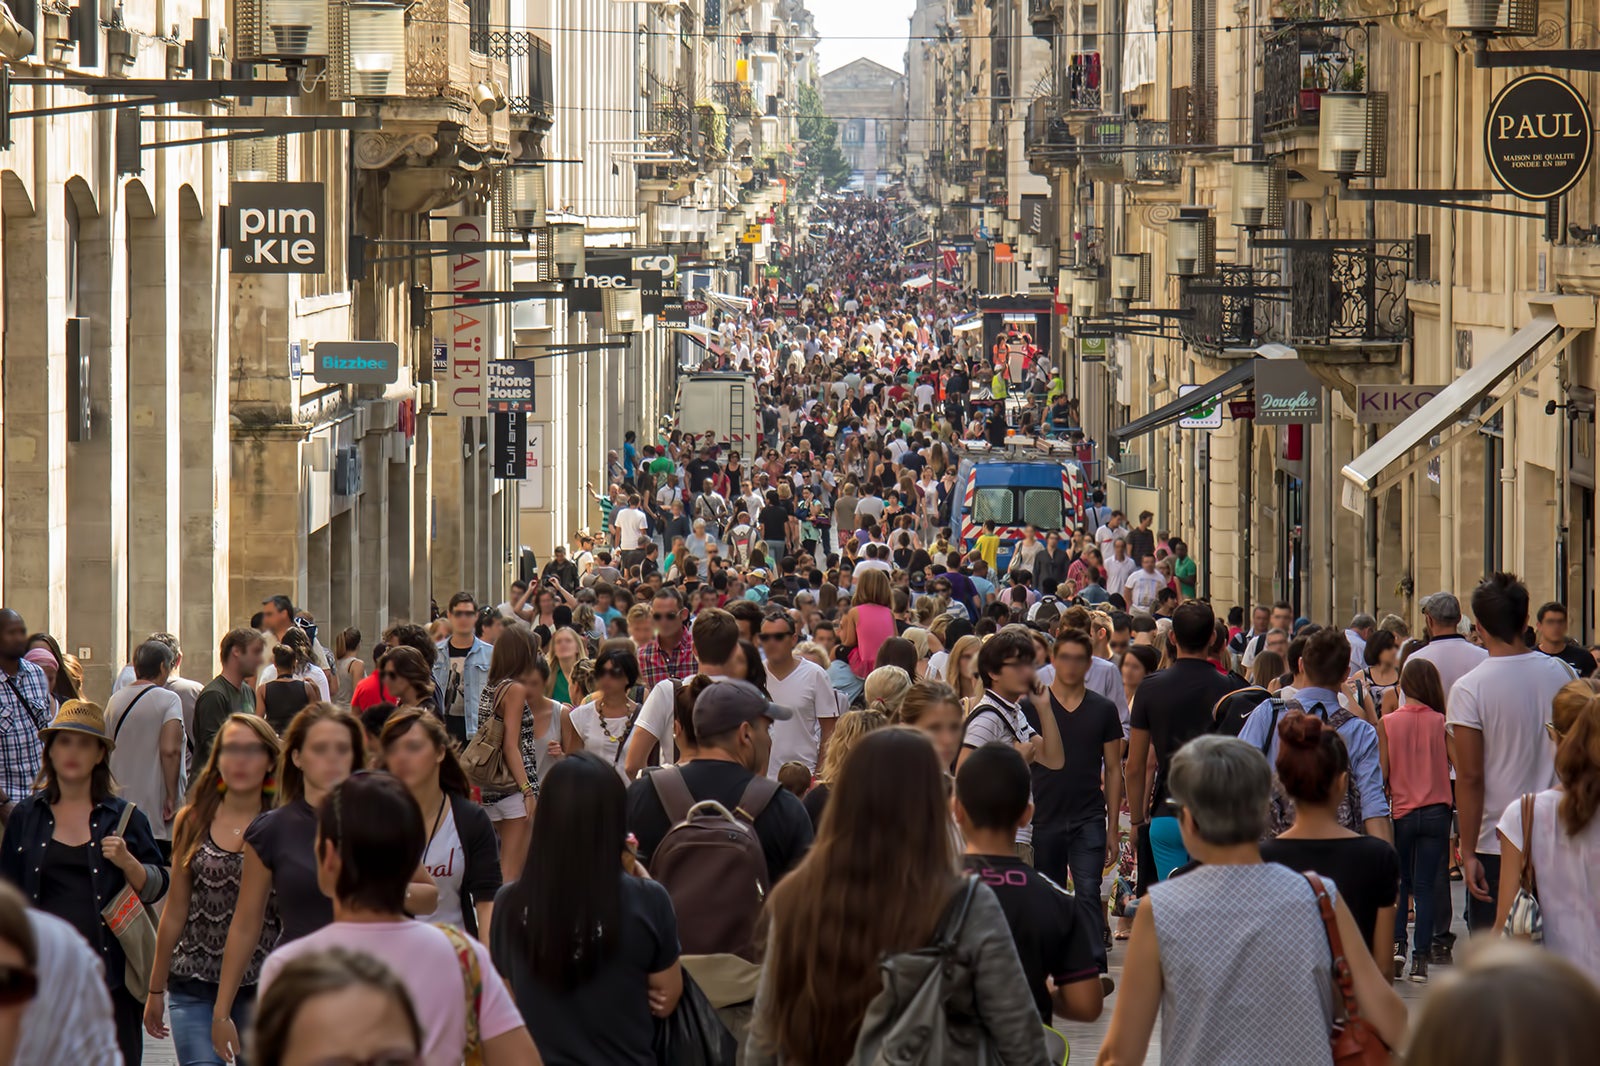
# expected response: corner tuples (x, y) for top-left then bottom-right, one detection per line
(970, 487), (1065, 531)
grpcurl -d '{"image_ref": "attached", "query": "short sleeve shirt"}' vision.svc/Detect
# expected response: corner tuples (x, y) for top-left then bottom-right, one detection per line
(244, 800), (330, 942)
(962, 692), (1041, 844)
(962, 854), (1099, 1020)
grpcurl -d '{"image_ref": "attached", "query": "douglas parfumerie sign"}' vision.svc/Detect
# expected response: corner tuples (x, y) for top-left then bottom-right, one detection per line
(1485, 72), (1593, 201)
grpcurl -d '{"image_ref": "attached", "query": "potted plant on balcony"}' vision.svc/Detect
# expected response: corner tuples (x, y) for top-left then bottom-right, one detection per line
(1337, 59), (1365, 92)
(1299, 61), (1327, 113)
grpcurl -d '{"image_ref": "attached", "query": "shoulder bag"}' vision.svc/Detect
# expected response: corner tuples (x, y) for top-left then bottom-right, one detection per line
(1502, 793), (1543, 942)
(1304, 872), (1391, 1066)
(459, 680), (521, 795)
(852, 874), (992, 1066)
(100, 802), (158, 1001)
(435, 923), (485, 1066)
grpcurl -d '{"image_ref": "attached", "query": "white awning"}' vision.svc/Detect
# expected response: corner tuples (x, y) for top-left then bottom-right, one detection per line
(1342, 315), (1562, 493)
(703, 290), (753, 315)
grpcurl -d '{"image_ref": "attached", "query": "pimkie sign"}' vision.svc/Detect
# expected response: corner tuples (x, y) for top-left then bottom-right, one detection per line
(225, 183), (325, 273)
(1485, 73), (1593, 201)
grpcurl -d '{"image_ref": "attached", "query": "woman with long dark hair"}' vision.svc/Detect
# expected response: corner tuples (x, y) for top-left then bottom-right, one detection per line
(746, 727), (1043, 1064)
(476, 625), (545, 883)
(490, 751), (682, 1064)
(144, 714), (283, 1062)
(380, 708), (502, 937)
(0, 700), (168, 1064)
(377, 646), (435, 711)
(25, 632), (80, 704)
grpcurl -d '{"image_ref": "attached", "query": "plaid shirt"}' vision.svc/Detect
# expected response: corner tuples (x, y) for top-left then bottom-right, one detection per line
(638, 636), (699, 691)
(0, 661), (52, 801)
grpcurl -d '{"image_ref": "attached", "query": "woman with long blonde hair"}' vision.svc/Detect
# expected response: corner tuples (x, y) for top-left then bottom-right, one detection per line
(944, 634), (984, 709)
(801, 709), (889, 828)
(145, 714), (283, 1059)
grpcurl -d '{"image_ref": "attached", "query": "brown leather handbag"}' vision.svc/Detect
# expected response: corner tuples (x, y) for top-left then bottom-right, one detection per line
(1304, 872), (1392, 1066)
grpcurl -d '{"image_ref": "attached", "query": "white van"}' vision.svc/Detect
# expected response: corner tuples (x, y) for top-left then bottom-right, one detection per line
(674, 372), (760, 449)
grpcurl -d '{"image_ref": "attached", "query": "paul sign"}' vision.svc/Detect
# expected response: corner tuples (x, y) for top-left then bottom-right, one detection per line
(225, 183), (326, 273)
(1485, 72), (1593, 201)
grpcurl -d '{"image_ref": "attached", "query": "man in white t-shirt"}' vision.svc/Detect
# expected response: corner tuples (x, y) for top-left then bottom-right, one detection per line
(1405, 591), (1488, 702)
(1447, 574), (1576, 932)
(759, 611), (839, 775)
(624, 608), (738, 779)
(105, 640), (187, 847)
(914, 380), (935, 409)
(1094, 510), (1126, 555)
(1123, 555), (1165, 613)
(614, 494), (650, 571)
(1103, 539), (1138, 598)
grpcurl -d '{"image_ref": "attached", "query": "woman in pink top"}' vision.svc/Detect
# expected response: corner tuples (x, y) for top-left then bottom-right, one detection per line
(1379, 657), (1454, 981)
(840, 569), (896, 678)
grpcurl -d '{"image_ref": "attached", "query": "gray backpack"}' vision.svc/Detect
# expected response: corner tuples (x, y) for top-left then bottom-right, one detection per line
(1257, 699), (1364, 838)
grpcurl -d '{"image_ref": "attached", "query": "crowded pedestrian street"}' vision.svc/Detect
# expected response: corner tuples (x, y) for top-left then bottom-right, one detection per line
(4, 0), (1600, 1062)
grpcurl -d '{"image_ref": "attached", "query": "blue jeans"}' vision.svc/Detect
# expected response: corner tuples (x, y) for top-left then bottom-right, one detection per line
(1393, 803), (1451, 958)
(169, 981), (255, 1066)
(1034, 814), (1110, 971)
(765, 539), (787, 564)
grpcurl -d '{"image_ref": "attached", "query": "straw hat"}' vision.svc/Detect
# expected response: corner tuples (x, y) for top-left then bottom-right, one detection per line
(39, 699), (114, 752)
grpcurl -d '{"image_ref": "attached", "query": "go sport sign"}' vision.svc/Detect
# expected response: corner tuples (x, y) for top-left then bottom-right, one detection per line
(225, 182), (326, 273)
(1485, 73), (1593, 201)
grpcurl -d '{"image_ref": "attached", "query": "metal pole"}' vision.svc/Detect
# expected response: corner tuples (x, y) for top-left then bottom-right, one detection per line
(1242, 420), (1254, 609)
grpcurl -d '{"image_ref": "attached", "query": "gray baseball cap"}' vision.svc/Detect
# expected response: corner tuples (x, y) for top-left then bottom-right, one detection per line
(1419, 591), (1462, 624)
(693, 679), (792, 737)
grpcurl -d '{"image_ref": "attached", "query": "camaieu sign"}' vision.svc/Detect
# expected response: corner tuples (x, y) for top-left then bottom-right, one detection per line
(1254, 358), (1324, 425)
(1485, 73), (1593, 201)
(225, 183), (326, 273)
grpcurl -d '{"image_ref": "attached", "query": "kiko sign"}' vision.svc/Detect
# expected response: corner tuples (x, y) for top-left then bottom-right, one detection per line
(1356, 384), (1444, 424)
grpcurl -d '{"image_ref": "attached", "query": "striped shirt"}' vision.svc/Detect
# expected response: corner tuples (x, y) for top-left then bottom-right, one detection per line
(598, 496), (615, 537)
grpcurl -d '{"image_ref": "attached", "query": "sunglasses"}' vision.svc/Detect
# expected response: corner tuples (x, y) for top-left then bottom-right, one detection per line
(652, 612), (679, 622)
(759, 632), (792, 642)
(450, 608), (476, 618)
(0, 965), (37, 1006)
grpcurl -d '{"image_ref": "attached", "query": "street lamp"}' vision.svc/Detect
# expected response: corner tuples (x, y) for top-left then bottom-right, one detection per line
(1231, 160), (1285, 230)
(1318, 92), (1388, 179)
(262, 0), (329, 57)
(550, 221), (586, 278)
(603, 286), (644, 333)
(346, 2), (407, 97)
(504, 167), (548, 231)
(1111, 252), (1151, 306)
(1072, 274), (1099, 317)
(1165, 208), (1215, 277)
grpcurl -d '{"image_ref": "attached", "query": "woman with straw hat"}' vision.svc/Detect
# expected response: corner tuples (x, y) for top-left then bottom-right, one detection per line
(0, 698), (168, 1064)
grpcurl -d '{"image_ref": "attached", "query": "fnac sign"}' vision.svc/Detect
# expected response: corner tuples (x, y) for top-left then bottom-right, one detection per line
(225, 182), (326, 273)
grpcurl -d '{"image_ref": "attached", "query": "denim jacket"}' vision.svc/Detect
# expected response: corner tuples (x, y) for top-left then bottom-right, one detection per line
(434, 638), (492, 739)
(0, 792), (169, 989)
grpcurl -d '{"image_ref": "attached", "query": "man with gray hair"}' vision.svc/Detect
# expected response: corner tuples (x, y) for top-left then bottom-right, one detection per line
(105, 639), (187, 855)
(1407, 592), (1487, 701)
(1344, 613), (1377, 677)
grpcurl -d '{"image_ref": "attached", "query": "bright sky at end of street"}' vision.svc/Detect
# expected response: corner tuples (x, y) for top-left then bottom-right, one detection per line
(809, 0), (918, 77)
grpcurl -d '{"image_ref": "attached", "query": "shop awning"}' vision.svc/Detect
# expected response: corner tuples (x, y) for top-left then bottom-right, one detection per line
(703, 290), (753, 315)
(1342, 313), (1575, 493)
(1109, 360), (1258, 443)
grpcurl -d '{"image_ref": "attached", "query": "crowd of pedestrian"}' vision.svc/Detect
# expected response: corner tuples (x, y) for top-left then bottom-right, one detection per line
(0, 193), (1597, 1065)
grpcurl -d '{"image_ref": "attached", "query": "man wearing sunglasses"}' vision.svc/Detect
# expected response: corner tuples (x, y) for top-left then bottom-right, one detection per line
(760, 610), (838, 777)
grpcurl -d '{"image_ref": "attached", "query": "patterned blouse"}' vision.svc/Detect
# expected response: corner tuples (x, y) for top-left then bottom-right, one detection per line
(477, 679), (542, 804)
(171, 833), (282, 986)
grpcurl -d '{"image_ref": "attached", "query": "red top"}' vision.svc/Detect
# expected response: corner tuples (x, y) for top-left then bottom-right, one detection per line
(350, 671), (394, 712)
(1382, 704), (1453, 818)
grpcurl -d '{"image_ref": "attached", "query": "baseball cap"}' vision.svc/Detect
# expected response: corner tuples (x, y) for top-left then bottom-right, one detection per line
(1419, 591), (1462, 624)
(693, 679), (792, 737)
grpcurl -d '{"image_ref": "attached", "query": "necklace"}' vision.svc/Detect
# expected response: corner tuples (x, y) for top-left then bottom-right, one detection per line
(597, 699), (634, 742)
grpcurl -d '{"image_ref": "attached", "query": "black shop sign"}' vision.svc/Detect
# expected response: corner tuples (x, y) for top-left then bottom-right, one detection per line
(1485, 73), (1594, 201)
(225, 182), (326, 273)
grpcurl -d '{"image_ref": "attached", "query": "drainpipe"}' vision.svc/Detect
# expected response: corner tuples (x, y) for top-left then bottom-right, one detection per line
(1438, 45), (1457, 592)
(1502, 150), (1518, 575)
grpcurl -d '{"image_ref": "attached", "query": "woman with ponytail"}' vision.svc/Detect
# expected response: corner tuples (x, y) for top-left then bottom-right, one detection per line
(1495, 678), (1600, 984)
(861, 665), (913, 719)
(1261, 713), (1400, 978)
(144, 714), (284, 1063)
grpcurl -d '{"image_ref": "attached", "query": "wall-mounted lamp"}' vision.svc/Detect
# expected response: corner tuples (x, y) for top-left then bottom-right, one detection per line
(1165, 207), (1216, 277)
(347, 2), (407, 97)
(603, 286), (644, 334)
(550, 221), (586, 278)
(1231, 160), (1286, 230)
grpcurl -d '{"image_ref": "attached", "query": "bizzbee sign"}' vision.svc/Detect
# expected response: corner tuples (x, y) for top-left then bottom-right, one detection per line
(225, 183), (326, 273)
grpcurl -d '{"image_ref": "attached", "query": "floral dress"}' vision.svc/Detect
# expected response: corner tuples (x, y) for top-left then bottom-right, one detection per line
(477, 679), (540, 804)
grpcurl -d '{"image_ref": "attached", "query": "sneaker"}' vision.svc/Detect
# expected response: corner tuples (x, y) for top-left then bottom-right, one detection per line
(1429, 944), (1454, 966)
(1409, 956), (1429, 984)
(1393, 949), (1407, 971)
(1100, 975), (1116, 997)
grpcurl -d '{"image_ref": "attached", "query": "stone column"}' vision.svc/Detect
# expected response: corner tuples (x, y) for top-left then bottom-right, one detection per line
(126, 196), (177, 645)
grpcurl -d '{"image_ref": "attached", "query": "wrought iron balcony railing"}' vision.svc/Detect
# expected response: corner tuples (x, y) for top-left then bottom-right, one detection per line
(1067, 52), (1102, 113)
(1261, 21), (1364, 133)
(484, 31), (554, 122)
(1287, 240), (1410, 347)
(1125, 118), (1179, 183)
(1180, 264), (1276, 352)
(1081, 114), (1124, 179)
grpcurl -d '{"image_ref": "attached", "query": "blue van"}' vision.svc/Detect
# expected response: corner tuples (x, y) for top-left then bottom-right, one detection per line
(949, 440), (1088, 574)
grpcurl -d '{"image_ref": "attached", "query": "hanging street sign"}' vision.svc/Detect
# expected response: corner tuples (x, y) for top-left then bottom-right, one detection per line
(312, 341), (400, 385)
(1485, 72), (1594, 201)
(487, 360), (537, 413)
(1178, 383), (1222, 430)
(224, 182), (326, 274)
(494, 412), (527, 479)
(1254, 358), (1325, 425)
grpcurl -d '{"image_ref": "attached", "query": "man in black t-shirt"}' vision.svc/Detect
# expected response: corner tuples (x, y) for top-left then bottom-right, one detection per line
(955, 743), (1105, 1023)
(1126, 601), (1243, 892)
(1029, 630), (1124, 972)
